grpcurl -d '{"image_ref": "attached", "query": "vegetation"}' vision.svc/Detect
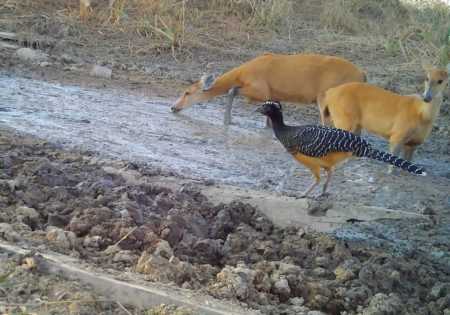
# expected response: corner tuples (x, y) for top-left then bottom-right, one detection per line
(6, 0), (447, 65)
(0, 269), (24, 294)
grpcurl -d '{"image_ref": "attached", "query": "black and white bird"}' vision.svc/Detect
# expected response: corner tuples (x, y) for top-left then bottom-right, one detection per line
(254, 100), (426, 197)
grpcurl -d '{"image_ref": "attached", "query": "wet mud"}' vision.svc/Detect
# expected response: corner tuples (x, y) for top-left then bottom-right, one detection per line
(1, 70), (449, 212)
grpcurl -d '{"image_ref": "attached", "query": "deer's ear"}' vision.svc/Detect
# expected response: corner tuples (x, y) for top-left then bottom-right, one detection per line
(200, 72), (215, 91)
(421, 57), (433, 72)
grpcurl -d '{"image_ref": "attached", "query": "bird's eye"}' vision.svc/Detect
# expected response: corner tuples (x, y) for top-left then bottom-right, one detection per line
(185, 92), (190, 96)
(438, 80), (443, 85)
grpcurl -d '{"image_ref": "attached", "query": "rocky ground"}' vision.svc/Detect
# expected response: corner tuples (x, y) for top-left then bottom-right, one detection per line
(1, 126), (450, 315)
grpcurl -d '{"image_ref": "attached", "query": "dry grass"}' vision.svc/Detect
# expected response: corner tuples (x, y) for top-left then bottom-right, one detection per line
(5, 0), (447, 61)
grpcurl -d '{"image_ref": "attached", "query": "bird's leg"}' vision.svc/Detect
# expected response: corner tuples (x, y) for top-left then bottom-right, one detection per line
(298, 166), (321, 198)
(321, 167), (333, 195)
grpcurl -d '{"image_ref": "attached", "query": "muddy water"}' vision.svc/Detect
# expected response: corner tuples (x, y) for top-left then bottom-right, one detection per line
(1, 70), (449, 211)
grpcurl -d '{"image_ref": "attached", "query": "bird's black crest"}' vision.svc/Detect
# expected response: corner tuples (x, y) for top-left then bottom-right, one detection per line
(263, 100), (282, 111)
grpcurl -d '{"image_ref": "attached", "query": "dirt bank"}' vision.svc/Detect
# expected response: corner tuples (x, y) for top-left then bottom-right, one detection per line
(1, 127), (450, 315)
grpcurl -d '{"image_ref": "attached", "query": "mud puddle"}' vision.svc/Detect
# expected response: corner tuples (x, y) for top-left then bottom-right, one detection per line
(0, 70), (450, 211)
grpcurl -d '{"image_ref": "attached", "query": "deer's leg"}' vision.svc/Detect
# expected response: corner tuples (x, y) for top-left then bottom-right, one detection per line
(401, 144), (418, 162)
(225, 87), (241, 125)
(400, 144), (420, 174)
(387, 142), (404, 175)
(354, 125), (363, 137)
(317, 92), (330, 126)
(230, 84), (270, 127)
(388, 129), (418, 174)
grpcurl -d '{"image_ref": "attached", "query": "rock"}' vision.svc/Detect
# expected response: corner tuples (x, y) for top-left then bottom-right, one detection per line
(184, 212), (209, 238)
(2, 155), (24, 169)
(6, 180), (19, 192)
(416, 206), (435, 215)
(209, 209), (234, 239)
(316, 256), (329, 268)
(153, 193), (174, 212)
(362, 293), (405, 315)
(69, 301), (82, 314)
(113, 250), (137, 264)
(271, 273), (291, 303)
(37, 244), (47, 253)
(334, 258), (361, 282)
(38, 61), (51, 67)
(436, 295), (450, 311)
(46, 227), (71, 249)
(4, 230), (20, 242)
(15, 206), (39, 220)
(125, 205), (144, 224)
(0, 212), (9, 223)
(152, 240), (174, 259)
(67, 231), (78, 249)
(428, 283), (449, 301)
(47, 213), (69, 228)
(251, 269), (272, 293)
(279, 263), (302, 275)
(128, 191), (152, 208)
(17, 48), (48, 62)
(0, 222), (12, 233)
(136, 252), (171, 275)
(136, 251), (200, 286)
(83, 236), (102, 248)
(345, 285), (373, 301)
(222, 233), (250, 256)
(91, 65), (112, 79)
(289, 297), (305, 306)
(216, 265), (252, 301)
(60, 53), (76, 64)
(160, 220), (183, 247)
(104, 244), (121, 255)
(68, 218), (92, 237)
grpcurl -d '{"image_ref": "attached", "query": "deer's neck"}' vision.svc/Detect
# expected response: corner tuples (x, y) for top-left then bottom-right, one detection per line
(202, 69), (241, 99)
(421, 94), (443, 121)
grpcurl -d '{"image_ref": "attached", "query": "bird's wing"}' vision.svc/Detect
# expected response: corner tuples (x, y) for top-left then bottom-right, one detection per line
(290, 126), (371, 157)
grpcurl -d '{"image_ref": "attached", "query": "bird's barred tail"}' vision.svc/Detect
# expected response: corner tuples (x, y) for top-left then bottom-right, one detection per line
(368, 149), (426, 176)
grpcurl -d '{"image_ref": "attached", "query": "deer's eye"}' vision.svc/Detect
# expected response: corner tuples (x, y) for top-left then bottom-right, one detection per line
(185, 92), (190, 96)
(426, 78), (429, 82)
(438, 80), (443, 85)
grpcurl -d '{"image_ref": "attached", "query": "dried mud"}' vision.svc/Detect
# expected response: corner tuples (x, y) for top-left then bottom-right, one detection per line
(1, 127), (450, 315)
